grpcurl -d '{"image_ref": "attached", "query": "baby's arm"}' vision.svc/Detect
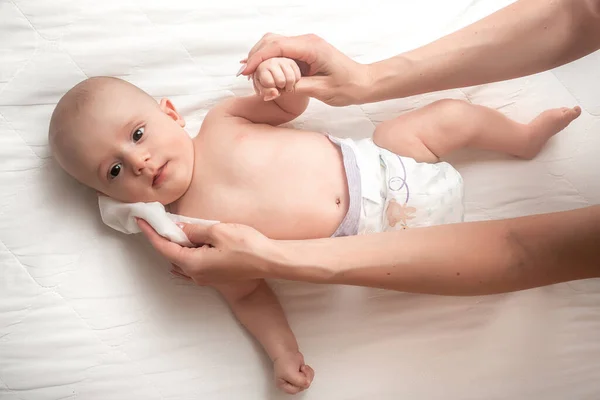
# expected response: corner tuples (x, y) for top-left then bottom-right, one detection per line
(209, 58), (308, 126)
(214, 280), (314, 394)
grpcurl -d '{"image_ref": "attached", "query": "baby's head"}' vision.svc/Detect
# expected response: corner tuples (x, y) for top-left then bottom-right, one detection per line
(49, 77), (194, 205)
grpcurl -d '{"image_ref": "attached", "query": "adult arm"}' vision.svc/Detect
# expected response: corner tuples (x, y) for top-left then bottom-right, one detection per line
(241, 0), (600, 106)
(138, 205), (600, 296)
(366, 0), (600, 102)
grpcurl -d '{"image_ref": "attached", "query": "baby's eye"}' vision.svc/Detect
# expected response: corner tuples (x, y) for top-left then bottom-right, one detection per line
(132, 127), (144, 142)
(109, 163), (122, 179)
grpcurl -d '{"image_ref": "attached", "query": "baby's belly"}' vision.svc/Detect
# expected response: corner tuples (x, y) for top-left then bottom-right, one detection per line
(238, 181), (348, 240)
(180, 130), (349, 240)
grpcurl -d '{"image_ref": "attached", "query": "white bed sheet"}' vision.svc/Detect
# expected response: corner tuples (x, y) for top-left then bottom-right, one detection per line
(1, 0), (599, 399)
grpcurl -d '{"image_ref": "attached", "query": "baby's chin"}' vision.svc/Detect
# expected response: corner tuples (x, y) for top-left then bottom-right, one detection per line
(142, 186), (190, 206)
(159, 186), (191, 208)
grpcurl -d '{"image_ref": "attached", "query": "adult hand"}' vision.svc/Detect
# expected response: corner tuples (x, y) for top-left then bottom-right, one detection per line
(137, 219), (278, 285)
(239, 33), (371, 106)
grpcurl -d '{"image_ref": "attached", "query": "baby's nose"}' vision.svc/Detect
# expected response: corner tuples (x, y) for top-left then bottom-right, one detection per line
(129, 151), (152, 175)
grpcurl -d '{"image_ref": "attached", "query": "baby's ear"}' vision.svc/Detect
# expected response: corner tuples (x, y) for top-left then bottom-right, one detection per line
(159, 98), (186, 128)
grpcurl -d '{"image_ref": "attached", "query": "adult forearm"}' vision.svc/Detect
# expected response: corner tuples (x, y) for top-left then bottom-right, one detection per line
(365, 0), (600, 103)
(272, 206), (600, 295)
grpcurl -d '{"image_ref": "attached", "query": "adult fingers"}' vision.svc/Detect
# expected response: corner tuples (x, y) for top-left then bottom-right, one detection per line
(137, 219), (188, 265)
(170, 269), (192, 280)
(243, 34), (321, 76)
(179, 223), (216, 247)
(294, 75), (329, 100)
(246, 33), (279, 61)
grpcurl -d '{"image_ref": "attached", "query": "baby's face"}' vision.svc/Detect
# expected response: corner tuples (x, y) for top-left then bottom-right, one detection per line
(62, 91), (194, 205)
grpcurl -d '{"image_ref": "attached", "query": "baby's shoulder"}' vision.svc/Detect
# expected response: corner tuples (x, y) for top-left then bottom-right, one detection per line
(200, 98), (254, 131)
(195, 108), (239, 139)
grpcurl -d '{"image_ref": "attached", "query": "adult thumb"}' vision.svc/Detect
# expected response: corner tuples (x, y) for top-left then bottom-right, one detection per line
(294, 76), (328, 101)
(178, 223), (216, 246)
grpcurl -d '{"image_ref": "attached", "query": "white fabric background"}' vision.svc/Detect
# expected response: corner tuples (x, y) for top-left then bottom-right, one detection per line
(1, 0), (599, 398)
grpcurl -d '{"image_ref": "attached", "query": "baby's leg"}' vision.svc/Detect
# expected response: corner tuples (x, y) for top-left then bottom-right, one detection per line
(373, 99), (581, 163)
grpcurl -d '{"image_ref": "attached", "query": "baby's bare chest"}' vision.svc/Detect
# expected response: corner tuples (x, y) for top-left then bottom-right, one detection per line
(173, 125), (349, 239)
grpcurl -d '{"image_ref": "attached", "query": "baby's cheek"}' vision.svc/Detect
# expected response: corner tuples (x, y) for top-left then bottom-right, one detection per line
(118, 187), (144, 204)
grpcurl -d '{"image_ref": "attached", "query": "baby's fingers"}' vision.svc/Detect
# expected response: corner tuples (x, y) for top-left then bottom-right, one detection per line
(277, 379), (303, 395)
(253, 73), (280, 101)
(282, 368), (310, 388)
(268, 65), (287, 90)
(291, 60), (301, 82)
(263, 88), (280, 101)
(282, 63), (297, 93)
(301, 364), (315, 385)
(258, 68), (276, 89)
(252, 75), (263, 96)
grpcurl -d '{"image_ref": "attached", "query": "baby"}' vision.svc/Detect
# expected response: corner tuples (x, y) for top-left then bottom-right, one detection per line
(48, 57), (581, 394)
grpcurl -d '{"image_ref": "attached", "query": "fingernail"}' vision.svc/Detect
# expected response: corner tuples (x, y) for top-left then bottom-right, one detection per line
(176, 222), (184, 229)
(236, 63), (246, 77)
(247, 75), (251, 81)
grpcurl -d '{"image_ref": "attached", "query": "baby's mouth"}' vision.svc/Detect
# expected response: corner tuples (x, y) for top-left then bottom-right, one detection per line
(152, 162), (168, 187)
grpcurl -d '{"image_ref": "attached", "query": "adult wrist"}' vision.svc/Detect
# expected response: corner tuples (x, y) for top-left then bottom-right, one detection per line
(263, 240), (299, 280)
(347, 62), (375, 105)
(267, 239), (337, 283)
(363, 55), (414, 103)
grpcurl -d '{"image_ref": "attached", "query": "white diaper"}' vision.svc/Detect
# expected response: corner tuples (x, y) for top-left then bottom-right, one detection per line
(335, 138), (464, 235)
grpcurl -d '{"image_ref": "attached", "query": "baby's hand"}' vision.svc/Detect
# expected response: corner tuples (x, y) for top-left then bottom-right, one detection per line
(273, 351), (315, 394)
(252, 57), (301, 101)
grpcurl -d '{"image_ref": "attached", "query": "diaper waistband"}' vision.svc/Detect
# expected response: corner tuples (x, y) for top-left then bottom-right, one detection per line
(328, 136), (361, 237)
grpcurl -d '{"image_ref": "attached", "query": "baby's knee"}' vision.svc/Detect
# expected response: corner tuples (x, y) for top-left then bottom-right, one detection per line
(427, 99), (478, 136)
(373, 128), (439, 163)
(428, 99), (473, 117)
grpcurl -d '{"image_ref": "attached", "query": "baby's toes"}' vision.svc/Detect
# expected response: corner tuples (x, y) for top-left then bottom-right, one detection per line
(560, 106), (581, 122)
(569, 106), (582, 120)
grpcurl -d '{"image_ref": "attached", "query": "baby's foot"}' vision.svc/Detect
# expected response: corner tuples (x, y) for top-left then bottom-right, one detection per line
(519, 106), (581, 159)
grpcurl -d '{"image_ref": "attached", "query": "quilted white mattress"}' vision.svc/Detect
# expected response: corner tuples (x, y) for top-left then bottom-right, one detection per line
(1, 0), (599, 399)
